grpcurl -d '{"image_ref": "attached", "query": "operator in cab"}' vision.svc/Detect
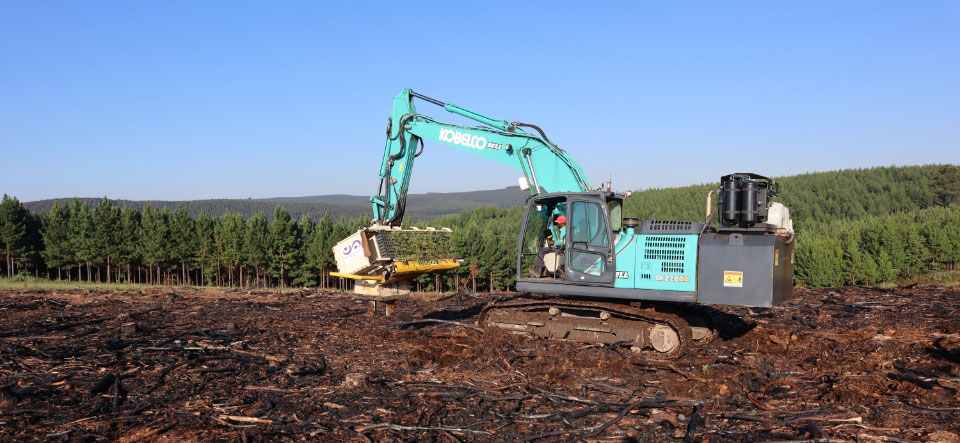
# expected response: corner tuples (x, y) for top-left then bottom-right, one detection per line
(532, 234), (556, 277)
(552, 215), (566, 247)
(532, 216), (567, 278)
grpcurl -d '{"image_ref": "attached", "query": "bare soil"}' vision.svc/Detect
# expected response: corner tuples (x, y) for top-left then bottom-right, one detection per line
(0, 286), (958, 442)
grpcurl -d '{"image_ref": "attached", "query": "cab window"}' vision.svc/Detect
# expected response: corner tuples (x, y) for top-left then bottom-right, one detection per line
(570, 201), (609, 248)
(608, 201), (622, 232)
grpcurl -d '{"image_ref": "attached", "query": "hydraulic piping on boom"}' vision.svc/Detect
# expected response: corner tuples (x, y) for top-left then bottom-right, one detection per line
(331, 89), (593, 298)
(333, 89), (796, 359)
(371, 89), (592, 226)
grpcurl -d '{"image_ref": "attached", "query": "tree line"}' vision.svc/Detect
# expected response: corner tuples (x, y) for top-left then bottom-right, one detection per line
(795, 206), (960, 287)
(0, 195), (520, 292)
(2, 164), (959, 289)
(1, 196), (370, 288)
(620, 164), (960, 286)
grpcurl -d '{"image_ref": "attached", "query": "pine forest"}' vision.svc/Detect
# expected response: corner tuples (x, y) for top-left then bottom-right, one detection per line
(1, 164), (958, 290)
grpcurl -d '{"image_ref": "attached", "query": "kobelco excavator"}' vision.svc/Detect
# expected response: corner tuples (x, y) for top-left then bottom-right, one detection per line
(332, 89), (795, 359)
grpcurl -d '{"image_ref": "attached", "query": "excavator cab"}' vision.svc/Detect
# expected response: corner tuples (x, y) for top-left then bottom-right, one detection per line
(518, 192), (621, 287)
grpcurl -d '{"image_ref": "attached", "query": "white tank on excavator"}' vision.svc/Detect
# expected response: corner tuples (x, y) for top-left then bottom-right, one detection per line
(766, 202), (794, 234)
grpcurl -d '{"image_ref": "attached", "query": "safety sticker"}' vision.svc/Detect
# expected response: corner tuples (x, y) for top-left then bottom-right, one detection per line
(723, 271), (743, 288)
(774, 250), (780, 266)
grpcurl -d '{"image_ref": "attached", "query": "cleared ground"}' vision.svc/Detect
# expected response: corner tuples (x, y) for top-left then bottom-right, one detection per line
(0, 285), (957, 442)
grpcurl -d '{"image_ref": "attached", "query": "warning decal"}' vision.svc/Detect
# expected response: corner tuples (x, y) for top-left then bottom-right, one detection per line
(723, 271), (743, 288)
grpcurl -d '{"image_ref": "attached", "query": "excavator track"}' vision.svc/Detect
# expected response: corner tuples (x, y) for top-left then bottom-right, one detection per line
(478, 298), (694, 360)
(647, 302), (723, 347)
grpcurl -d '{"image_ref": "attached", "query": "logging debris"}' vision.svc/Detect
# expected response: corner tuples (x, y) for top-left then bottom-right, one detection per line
(0, 285), (957, 441)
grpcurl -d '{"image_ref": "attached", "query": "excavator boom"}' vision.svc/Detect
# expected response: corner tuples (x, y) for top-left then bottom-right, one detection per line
(372, 89), (591, 226)
(332, 89), (594, 297)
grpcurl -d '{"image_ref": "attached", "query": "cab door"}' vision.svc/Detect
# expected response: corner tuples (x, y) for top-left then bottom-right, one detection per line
(565, 197), (615, 285)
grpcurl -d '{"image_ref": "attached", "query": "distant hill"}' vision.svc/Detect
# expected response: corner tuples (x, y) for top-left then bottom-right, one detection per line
(22, 186), (530, 220)
(256, 187), (529, 215)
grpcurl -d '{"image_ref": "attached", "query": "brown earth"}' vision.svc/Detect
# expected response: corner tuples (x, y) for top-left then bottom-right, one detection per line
(0, 285), (958, 442)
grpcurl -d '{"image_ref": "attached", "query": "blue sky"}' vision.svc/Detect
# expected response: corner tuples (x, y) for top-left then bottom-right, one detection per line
(2, 1), (958, 201)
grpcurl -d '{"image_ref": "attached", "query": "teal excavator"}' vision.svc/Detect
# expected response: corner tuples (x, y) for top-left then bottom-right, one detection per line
(333, 89), (796, 359)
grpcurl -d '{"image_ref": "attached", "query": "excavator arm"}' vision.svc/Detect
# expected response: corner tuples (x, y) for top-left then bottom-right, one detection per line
(371, 89), (592, 226)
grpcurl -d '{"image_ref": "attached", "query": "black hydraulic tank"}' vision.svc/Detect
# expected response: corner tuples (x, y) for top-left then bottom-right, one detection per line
(740, 180), (759, 227)
(721, 180), (740, 225)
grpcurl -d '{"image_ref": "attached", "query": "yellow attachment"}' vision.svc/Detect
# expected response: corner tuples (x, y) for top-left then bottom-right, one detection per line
(329, 272), (384, 281)
(385, 258), (460, 285)
(394, 259), (460, 274)
(330, 259), (460, 285)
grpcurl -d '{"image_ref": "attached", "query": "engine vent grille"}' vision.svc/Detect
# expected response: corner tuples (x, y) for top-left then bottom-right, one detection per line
(644, 236), (686, 274)
(648, 221), (693, 231)
(662, 262), (684, 273)
(640, 220), (705, 235)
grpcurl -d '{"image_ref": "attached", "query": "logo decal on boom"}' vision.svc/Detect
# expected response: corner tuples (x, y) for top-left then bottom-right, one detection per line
(437, 128), (502, 150)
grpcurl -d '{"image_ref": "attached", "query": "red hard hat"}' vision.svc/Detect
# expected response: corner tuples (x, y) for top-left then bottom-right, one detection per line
(555, 216), (566, 225)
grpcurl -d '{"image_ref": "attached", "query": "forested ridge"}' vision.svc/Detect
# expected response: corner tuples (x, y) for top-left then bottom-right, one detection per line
(252, 186), (529, 215)
(1, 164), (958, 289)
(22, 186), (529, 221)
(24, 198), (383, 222)
(620, 165), (946, 230)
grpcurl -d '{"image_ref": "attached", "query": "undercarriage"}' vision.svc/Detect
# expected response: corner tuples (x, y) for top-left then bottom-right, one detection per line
(478, 297), (722, 360)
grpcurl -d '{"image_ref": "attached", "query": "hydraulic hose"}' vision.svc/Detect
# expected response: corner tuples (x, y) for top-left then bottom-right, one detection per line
(382, 114), (419, 225)
(511, 121), (554, 147)
(388, 114), (416, 160)
(389, 138), (422, 224)
(512, 121), (591, 191)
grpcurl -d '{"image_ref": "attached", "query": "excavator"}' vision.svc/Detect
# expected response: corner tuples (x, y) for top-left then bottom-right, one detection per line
(332, 89), (796, 359)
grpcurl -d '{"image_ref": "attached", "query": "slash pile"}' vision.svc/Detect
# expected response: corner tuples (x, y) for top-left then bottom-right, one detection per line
(0, 285), (957, 441)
